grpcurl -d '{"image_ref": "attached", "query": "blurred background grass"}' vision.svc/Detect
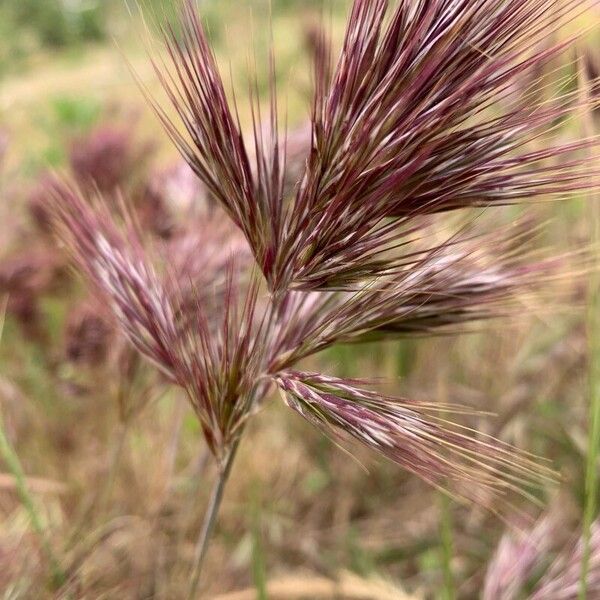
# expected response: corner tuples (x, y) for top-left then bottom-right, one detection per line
(0, 1), (599, 598)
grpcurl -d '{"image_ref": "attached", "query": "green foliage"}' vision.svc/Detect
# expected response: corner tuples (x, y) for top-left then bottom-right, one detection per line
(2, 0), (105, 48)
(302, 467), (330, 494)
(346, 527), (376, 576)
(19, 96), (101, 173)
(0, 0), (107, 75)
(272, 0), (327, 8)
(50, 96), (102, 131)
(0, 0), (343, 76)
(580, 193), (600, 600)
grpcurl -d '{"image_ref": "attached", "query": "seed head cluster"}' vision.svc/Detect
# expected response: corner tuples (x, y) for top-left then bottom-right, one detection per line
(51, 0), (597, 505)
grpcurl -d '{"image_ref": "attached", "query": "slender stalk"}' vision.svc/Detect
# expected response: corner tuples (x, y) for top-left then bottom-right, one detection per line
(436, 361), (455, 600)
(251, 485), (268, 600)
(579, 56), (599, 600)
(439, 493), (455, 600)
(581, 294), (600, 599)
(187, 438), (240, 600)
(0, 409), (65, 589)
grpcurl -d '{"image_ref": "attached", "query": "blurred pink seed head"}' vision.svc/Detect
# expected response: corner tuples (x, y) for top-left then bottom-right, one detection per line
(485, 515), (600, 600)
(64, 299), (114, 367)
(0, 130), (8, 167)
(531, 521), (600, 599)
(70, 124), (153, 194)
(484, 515), (559, 600)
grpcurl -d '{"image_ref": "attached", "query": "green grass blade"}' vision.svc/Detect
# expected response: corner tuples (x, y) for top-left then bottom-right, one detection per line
(251, 488), (268, 600)
(439, 493), (455, 600)
(579, 58), (600, 600)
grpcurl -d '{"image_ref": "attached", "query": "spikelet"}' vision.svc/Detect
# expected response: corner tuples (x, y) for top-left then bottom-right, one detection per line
(148, 0), (598, 293)
(275, 371), (556, 513)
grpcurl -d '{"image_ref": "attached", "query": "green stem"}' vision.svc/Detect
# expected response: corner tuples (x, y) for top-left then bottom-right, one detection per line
(439, 494), (455, 600)
(251, 485), (268, 600)
(580, 219), (600, 600)
(186, 439), (240, 600)
(579, 58), (600, 600)
(0, 410), (65, 589)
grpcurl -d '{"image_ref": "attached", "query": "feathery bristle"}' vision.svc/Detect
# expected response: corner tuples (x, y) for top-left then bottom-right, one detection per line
(165, 214), (253, 321)
(146, 0), (282, 277)
(268, 226), (571, 370)
(485, 515), (600, 599)
(278, 0), (598, 290)
(50, 183), (180, 380)
(50, 183), (269, 460)
(172, 270), (270, 459)
(274, 371), (556, 511)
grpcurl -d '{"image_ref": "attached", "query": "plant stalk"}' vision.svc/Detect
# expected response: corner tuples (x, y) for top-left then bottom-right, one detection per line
(187, 438), (240, 599)
(579, 55), (599, 600)
(439, 493), (455, 600)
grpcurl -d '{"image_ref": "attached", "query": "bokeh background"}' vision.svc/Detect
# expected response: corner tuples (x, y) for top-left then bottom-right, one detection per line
(1, 1), (599, 598)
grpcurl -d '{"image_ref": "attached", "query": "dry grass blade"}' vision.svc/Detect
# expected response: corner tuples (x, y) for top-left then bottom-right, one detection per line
(212, 571), (421, 600)
(578, 46), (600, 600)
